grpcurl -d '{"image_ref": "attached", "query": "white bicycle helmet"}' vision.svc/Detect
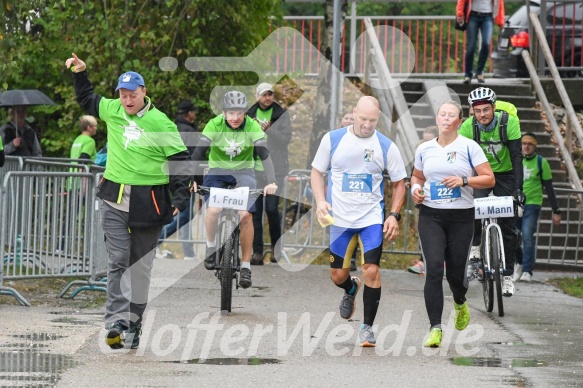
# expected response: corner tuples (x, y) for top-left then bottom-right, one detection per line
(222, 91), (248, 110)
(468, 87), (497, 106)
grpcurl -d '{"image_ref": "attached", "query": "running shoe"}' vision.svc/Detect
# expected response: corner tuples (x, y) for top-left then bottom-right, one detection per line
(408, 260), (425, 275)
(125, 323), (142, 349)
(454, 301), (470, 331)
(466, 259), (479, 282)
(239, 268), (252, 289)
(359, 324), (376, 347)
(502, 276), (515, 297)
(512, 264), (523, 282)
(519, 272), (532, 282)
(250, 253), (264, 266)
(204, 247), (215, 270)
(339, 276), (361, 320)
(424, 327), (442, 348)
(105, 321), (127, 350)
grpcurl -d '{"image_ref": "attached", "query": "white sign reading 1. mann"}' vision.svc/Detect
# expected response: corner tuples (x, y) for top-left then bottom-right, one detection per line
(474, 196), (514, 219)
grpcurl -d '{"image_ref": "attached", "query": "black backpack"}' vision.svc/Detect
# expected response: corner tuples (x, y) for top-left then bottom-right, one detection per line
(472, 110), (509, 164)
(472, 110), (509, 145)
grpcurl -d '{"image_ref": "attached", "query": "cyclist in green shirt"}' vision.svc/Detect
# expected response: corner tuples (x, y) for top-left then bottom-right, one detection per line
(65, 53), (191, 350)
(190, 91), (278, 289)
(70, 115), (97, 161)
(459, 87), (524, 297)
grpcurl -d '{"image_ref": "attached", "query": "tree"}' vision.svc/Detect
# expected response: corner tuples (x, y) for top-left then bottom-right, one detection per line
(0, 0), (280, 156)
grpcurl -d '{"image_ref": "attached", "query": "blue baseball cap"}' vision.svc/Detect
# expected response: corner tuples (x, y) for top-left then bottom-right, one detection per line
(116, 71), (145, 91)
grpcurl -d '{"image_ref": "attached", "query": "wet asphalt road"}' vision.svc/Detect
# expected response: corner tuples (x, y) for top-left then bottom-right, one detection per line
(1, 258), (583, 387)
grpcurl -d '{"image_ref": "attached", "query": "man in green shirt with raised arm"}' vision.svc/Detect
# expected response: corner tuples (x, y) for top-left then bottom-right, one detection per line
(65, 53), (191, 350)
(459, 87), (524, 297)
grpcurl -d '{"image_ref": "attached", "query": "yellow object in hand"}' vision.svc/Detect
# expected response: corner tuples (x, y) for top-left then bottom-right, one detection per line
(318, 214), (335, 228)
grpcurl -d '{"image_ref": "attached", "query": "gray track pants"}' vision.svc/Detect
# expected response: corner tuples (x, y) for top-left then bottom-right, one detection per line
(101, 202), (162, 328)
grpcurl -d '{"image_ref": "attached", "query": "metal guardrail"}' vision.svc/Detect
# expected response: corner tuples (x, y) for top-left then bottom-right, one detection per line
(521, 50), (583, 192)
(529, 12), (583, 151)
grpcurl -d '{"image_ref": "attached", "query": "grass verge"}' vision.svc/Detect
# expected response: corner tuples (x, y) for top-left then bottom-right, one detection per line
(547, 276), (583, 299)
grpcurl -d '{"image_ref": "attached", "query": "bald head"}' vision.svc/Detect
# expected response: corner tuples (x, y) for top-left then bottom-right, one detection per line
(351, 96), (380, 138)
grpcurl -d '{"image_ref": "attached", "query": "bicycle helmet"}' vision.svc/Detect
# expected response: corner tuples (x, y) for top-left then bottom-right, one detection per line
(467, 87), (497, 106)
(222, 91), (248, 110)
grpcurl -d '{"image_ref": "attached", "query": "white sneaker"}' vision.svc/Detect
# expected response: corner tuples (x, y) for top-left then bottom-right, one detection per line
(183, 256), (196, 261)
(512, 264), (523, 282)
(519, 272), (532, 282)
(502, 276), (515, 297)
(470, 245), (481, 261)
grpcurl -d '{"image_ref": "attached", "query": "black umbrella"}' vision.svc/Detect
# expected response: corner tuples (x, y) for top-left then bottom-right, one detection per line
(0, 90), (56, 107)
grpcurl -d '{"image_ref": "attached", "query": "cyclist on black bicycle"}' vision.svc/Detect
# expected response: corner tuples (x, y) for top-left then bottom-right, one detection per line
(459, 87), (524, 297)
(190, 91), (278, 288)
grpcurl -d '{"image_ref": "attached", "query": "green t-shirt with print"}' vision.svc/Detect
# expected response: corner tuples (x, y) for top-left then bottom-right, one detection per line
(98, 97), (187, 185)
(254, 107), (273, 172)
(202, 115), (265, 170)
(523, 155), (552, 206)
(70, 134), (96, 161)
(458, 111), (521, 173)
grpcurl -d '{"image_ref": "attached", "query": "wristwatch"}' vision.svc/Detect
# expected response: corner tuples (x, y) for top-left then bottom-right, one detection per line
(462, 176), (468, 187)
(389, 212), (401, 221)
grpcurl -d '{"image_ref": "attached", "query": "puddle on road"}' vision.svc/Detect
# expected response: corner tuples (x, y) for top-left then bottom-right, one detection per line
(452, 357), (546, 368)
(9, 333), (64, 341)
(0, 343), (48, 349)
(0, 351), (79, 386)
(51, 317), (92, 325)
(168, 357), (281, 365)
(491, 341), (526, 346)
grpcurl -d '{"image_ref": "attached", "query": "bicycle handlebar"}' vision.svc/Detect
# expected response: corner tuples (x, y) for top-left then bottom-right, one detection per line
(194, 185), (265, 196)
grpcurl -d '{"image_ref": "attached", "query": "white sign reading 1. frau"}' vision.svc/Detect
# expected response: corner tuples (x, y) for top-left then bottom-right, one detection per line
(474, 196), (514, 219)
(208, 187), (249, 211)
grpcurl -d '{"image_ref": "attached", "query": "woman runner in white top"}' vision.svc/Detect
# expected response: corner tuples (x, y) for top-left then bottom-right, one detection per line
(411, 101), (494, 348)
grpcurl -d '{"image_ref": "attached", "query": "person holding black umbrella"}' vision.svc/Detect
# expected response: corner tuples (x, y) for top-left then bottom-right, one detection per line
(0, 105), (42, 157)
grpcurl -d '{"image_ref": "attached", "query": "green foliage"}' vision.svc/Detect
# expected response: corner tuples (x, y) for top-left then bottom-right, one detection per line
(0, 0), (280, 156)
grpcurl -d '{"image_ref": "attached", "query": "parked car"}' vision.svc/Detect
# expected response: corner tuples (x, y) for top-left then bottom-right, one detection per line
(492, 0), (582, 78)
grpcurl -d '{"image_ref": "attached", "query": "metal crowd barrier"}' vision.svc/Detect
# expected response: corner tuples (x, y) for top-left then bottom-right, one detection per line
(0, 171), (100, 305)
(535, 188), (583, 267)
(279, 169), (421, 263)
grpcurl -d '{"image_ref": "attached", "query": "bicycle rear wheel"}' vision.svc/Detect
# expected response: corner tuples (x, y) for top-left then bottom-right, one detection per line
(220, 219), (235, 315)
(490, 229), (504, 317)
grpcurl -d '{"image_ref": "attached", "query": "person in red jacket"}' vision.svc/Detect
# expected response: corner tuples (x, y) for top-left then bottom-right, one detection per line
(456, 0), (505, 84)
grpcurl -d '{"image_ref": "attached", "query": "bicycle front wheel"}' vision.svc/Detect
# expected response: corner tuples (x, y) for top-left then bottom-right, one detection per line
(220, 219), (235, 315)
(481, 248), (494, 313)
(490, 229), (504, 317)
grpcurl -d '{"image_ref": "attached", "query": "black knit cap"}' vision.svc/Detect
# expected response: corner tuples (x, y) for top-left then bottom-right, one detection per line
(177, 100), (195, 114)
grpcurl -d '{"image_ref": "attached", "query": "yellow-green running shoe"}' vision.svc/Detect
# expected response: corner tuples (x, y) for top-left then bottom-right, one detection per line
(424, 327), (442, 348)
(454, 301), (470, 331)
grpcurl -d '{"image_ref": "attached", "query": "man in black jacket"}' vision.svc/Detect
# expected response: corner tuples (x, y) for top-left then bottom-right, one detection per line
(157, 100), (200, 260)
(247, 83), (292, 264)
(65, 53), (191, 350)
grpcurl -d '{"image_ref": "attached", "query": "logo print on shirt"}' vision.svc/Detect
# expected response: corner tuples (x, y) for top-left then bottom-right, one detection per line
(222, 136), (245, 160)
(447, 152), (457, 163)
(121, 113), (144, 149)
(524, 165), (533, 180)
(364, 149), (374, 162)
